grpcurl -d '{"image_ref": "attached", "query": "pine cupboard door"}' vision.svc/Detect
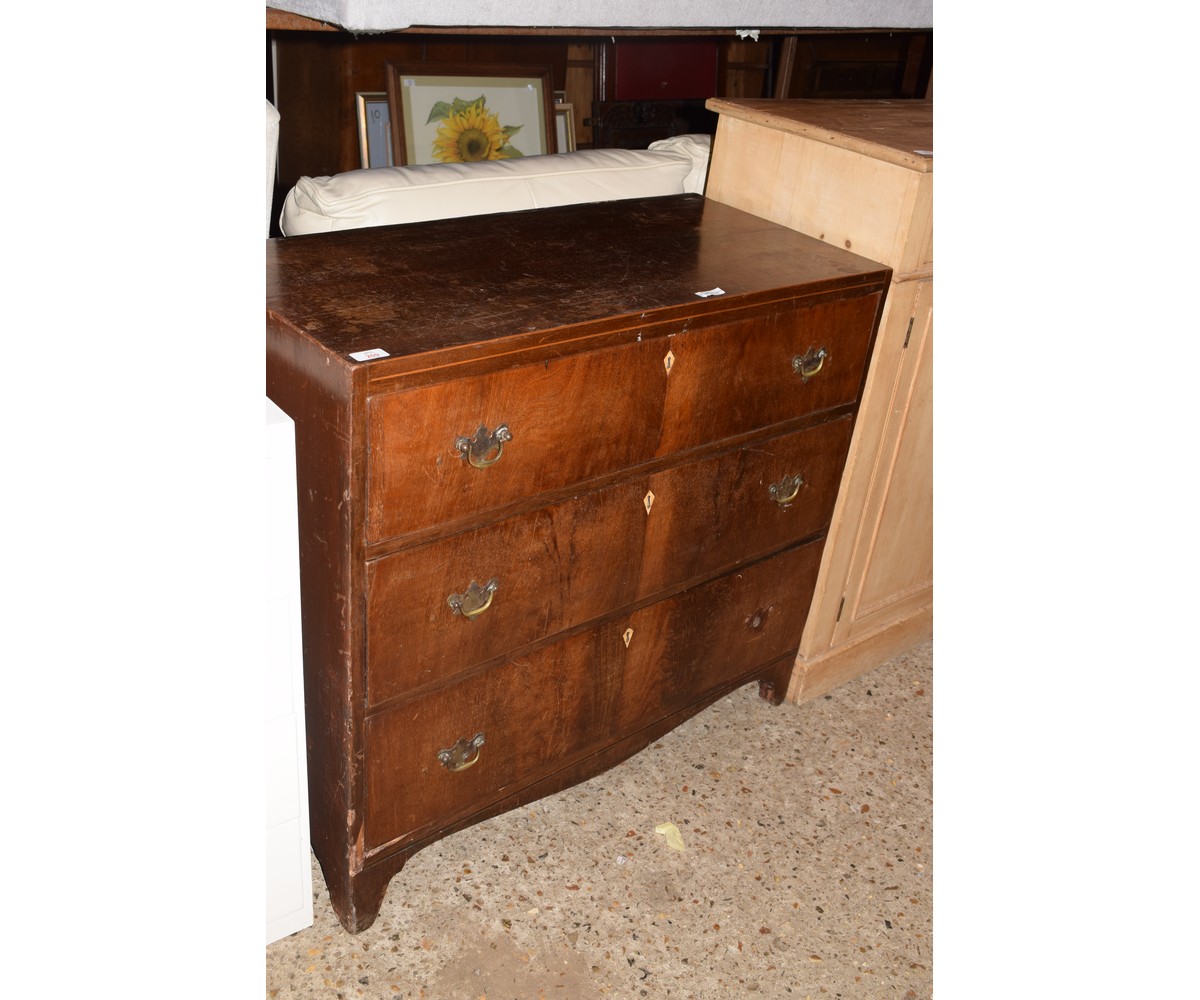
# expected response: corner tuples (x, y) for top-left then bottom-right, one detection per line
(794, 278), (932, 694)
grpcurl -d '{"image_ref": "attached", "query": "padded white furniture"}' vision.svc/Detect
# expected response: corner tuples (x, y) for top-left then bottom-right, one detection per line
(279, 134), (711, 236)
(266, 100), (314, 946)
(265, 399), (314, 944)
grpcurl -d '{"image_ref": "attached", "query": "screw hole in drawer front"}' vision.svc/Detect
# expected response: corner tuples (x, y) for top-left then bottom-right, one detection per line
(657, 294), (881, 454)
(746, 606), (772, 630)
(362, 538), (823, 854)
(365, 417), (853, 708)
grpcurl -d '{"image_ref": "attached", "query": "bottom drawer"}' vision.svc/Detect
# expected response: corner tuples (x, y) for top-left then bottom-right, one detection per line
(361, 538), (823, 855)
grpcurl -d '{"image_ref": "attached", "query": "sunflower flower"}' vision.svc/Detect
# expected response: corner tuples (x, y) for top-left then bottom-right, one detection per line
(429, 96), (524, 163)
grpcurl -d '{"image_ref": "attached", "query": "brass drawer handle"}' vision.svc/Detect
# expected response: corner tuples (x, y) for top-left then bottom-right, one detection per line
(769, 473), (804, 506)
(455, 423), (512, 469)
(792, 347), (829, 382)
(437, 732), (486, 772)
(447, 578), (498, 620)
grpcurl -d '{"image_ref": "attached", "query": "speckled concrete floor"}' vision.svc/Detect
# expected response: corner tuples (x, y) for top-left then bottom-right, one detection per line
(267, 641), (931, 999)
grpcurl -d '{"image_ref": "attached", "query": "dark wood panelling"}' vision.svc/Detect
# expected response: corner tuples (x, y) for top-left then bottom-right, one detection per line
(269, 29), (932, 199)
(272, 32), (575, 192)
(783, 32), (933, 99)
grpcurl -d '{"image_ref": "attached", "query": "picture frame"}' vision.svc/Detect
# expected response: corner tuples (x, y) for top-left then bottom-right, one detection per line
(554, 103), (577, 154)
(384, 62), (556, 166)
(355, 92), (394, 169)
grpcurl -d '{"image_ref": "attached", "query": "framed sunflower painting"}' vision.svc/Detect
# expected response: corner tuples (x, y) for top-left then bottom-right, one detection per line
(384, 63), (557, 166)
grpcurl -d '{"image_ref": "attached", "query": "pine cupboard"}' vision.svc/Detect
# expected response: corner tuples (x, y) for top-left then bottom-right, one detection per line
(704, 98), (933, 701)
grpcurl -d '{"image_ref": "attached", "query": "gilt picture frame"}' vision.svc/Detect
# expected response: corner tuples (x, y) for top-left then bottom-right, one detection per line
(554, 103), (577, 154)
(355, 92), (394, 169)
(384, 62), (556, 166)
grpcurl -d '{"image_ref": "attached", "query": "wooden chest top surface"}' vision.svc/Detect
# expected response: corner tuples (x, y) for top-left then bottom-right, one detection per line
(266, 195), (891, 373)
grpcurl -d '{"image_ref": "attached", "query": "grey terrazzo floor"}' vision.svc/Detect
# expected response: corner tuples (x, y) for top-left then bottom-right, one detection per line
(266, 641), (932, 999)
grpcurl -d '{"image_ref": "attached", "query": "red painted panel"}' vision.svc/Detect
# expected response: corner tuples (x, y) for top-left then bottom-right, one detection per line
(613, 40), (718, 99)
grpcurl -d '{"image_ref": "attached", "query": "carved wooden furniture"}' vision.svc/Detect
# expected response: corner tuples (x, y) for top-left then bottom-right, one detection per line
(266, 194), (890, 932)
(586, 99), (718, 148)
(704, 98), (933, 701)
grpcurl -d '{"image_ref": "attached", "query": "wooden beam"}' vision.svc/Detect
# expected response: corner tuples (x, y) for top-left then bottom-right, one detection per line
(773, 34), (797, 98)
(266, 8), (338, 31)
(264, 9), (898, 37)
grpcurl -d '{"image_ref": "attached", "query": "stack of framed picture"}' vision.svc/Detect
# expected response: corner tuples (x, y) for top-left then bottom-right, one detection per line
(355, 92), (394, 169)
(356, 63), (575, 170)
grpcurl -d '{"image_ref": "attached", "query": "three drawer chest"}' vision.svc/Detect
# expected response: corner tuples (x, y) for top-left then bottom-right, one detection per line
(266, 194), (891, 932)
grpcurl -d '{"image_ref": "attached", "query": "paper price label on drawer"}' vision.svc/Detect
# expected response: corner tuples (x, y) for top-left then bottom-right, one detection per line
(349, 348), (390, 362)
(695, 287), (725, 298)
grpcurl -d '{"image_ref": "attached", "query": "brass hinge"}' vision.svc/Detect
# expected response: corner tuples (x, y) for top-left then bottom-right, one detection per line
(836, 596), (846, 622)
(903, 316), (915, 349)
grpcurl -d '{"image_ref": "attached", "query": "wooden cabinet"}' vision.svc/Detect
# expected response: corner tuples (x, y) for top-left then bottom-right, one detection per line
(704, 98), (933, 702)
(266, 194), (889, 932)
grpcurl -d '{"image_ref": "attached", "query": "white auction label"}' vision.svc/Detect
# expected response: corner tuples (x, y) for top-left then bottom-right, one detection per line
(349, 348), (390, 361)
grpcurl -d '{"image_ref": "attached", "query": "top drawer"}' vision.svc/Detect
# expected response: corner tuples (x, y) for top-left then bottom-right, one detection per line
(658, 293), (882, 453)
(366, 292), (880, 543)
(366, 336), (667, 543)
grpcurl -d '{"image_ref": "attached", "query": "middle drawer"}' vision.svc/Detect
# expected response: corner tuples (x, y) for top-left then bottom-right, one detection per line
(365, 416), (852, 707)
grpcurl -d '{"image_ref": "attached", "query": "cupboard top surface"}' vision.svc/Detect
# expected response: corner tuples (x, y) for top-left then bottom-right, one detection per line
(706, 99), (932, 172)
(266, 195), (890, 371)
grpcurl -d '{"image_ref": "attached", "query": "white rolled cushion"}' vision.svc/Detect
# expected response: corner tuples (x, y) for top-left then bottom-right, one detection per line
(648, 134), (711, 195)
(279, 140), (708, 236)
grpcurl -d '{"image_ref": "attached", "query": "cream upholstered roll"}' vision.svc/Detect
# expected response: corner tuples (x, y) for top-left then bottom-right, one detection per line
(279, 135), (710, 236)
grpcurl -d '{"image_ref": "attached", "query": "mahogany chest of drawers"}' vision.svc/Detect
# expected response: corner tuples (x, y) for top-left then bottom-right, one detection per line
(266, 194), (890, 933)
